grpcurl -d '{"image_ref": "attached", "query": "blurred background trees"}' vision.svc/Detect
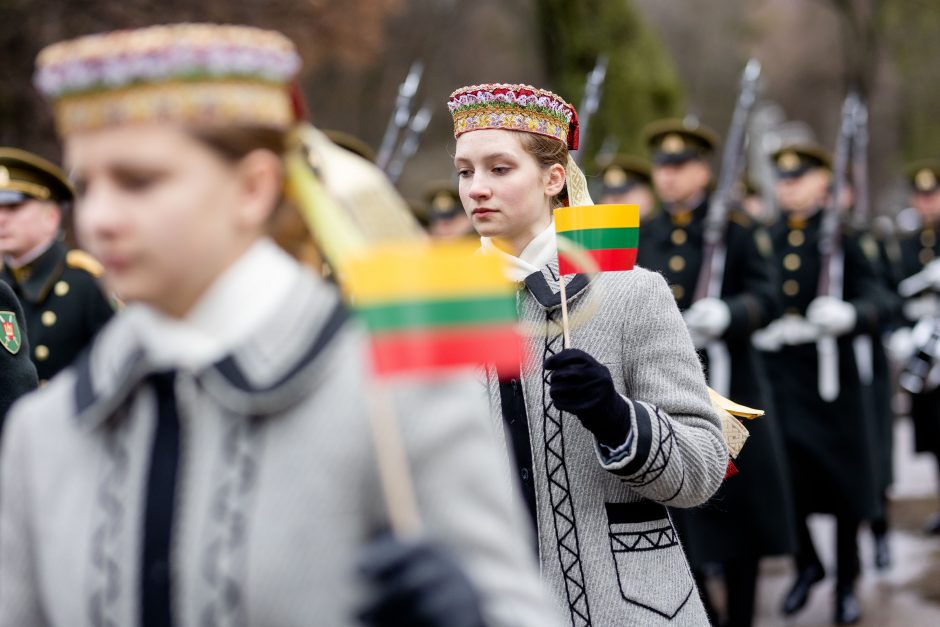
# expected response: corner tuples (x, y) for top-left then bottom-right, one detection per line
(1, 0), (939, 213)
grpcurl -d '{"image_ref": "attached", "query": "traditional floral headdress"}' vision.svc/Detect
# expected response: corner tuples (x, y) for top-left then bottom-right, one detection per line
(448, 83), (592, 206)
(448, 83), (580, 150)
(34, 23), (302, 136)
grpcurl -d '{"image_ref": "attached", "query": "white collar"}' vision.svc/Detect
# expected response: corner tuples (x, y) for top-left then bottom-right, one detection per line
(480, 221), (557, 282)
(124, 238), (302, 371)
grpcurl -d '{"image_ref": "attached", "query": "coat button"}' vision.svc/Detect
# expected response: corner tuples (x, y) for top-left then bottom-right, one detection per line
(520, 467), (529, 481)
(35, 344), (49, 361)
(671, 229), (687, 245)
(920, 248), (935, 265)
(41, 311), (57, 327)
(788, 230), (805, 247)
(668, 255), (685, 272)
(783, 280), (800, 297)
(921, 229), (936, 247)
(783, 253), (801, 271)
(671, 284), (685, 300)
(54, 281), (70, 297)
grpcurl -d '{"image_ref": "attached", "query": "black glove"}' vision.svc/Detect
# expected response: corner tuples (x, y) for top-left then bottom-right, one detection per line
(544, 348), (630, 447)
(357, 533), (487, 627)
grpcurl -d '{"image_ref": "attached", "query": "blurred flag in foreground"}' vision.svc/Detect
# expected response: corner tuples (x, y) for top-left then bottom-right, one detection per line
(554, 204), (639, 275)
(345, 241), (522, 377)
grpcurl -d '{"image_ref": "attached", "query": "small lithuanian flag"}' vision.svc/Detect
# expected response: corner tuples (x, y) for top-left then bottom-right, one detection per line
(345, 241), (522, 376)
(554, 204), (639, 275)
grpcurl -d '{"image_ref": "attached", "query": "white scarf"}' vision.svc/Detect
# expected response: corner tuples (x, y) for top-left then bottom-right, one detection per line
(480, 221), (557, 282)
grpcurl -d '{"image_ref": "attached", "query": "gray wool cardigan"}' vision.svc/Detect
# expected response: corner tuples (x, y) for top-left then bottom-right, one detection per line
(485, 261), (727, 626)
(0, 270), (563, 627)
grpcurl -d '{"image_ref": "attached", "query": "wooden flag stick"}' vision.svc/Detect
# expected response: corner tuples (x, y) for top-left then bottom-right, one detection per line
(367, 385), (423, 537)
(558, 276), (572, 348)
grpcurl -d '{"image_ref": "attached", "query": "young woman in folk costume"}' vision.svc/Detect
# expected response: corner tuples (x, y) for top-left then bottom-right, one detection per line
(449, 83), (728, 626)
(0, 25), (562, 627)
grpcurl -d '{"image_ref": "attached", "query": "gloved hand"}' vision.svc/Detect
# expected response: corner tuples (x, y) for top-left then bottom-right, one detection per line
(752, 319), (786, 352)
(544, 348), (630, 447)
(924, 259), (940, 290)
(807, 296), (857, 337)
(358, 533), (486, 627)
(903, 295), (940, 321)
(887, 327), (915, 363)
(779, 314), (822, 345)
(683, 298), (732, 342)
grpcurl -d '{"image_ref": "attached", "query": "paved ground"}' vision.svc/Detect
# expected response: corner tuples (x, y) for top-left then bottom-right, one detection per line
(712, 418), (940, 626)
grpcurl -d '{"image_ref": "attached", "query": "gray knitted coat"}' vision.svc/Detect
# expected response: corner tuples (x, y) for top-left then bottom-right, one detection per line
(0, 271), (562, 627)
(486, 261), (727, 626)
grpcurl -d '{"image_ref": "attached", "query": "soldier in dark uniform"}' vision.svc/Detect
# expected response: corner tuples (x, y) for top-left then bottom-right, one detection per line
(0, 280), (37, 427)
(891, 160), (940, 534)
(637, 119), (795, 627)
(0, 148), (113, 383)
(423, 181), (475, 240)
(754, 144), (888, 625)
(597, 154), (656, 219)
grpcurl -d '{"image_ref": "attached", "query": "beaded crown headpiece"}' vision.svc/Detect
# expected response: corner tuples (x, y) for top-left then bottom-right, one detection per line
(447, 83), (580, 150)
(34, 23), (302, 136)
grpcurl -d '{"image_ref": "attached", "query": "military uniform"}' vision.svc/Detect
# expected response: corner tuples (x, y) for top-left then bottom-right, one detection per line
(0, 280), (37, 426)
(0, 148), (114, 383)
(759, 146), (888, 621)
(637, 120), (795, 627)
(896, 163), (940, 459)
(1, 241), (113, 382)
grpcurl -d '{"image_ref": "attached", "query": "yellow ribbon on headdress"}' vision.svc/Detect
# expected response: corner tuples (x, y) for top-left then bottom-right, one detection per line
(565, 154), (594, 207)
(284, 123), (425, 281)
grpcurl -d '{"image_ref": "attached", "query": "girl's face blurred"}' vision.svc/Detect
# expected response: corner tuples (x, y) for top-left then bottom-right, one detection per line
(66, 124), (277, 317)
(453, 129), (565, 255)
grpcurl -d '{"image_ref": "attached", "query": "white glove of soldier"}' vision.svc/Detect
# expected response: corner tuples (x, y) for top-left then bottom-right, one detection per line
(683, 298), (731, 344)
(887, 327), (916, 363)
(752, 318), (787, 352)
(779, 314), (822, 345)
(807, 296), (857, 337)
(903, 295), (940, 321)
(925, 259), (940, 290)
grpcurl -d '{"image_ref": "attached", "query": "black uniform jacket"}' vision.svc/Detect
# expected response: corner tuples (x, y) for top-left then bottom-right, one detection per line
(762, 210), (887, 519)
(1, 240), (113, 383)
(0, 280), (37, 428)
(638, 198), (796, 564)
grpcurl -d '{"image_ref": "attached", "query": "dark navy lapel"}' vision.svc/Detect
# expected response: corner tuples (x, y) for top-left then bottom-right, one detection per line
(199, 273), (351, 415)
(524, 269), (591, 311)
(210, 299), (348, 395)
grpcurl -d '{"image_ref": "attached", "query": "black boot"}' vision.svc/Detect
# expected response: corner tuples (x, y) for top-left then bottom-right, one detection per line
(924, 512), (940, 535)
(834, 584), (862, 625)
(781, 563), (824, 616)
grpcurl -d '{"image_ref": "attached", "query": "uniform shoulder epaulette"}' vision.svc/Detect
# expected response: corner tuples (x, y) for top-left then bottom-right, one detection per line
(66, 249), (105, 278)
(728, 210), (753, 229)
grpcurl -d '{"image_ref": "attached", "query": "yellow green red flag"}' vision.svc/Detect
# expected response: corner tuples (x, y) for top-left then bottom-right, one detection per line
(345, 241), (522, 376)
(554, 203), (639, 275)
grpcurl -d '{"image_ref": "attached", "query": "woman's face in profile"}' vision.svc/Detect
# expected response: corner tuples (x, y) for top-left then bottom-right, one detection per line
(66, 124), (248, 316)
